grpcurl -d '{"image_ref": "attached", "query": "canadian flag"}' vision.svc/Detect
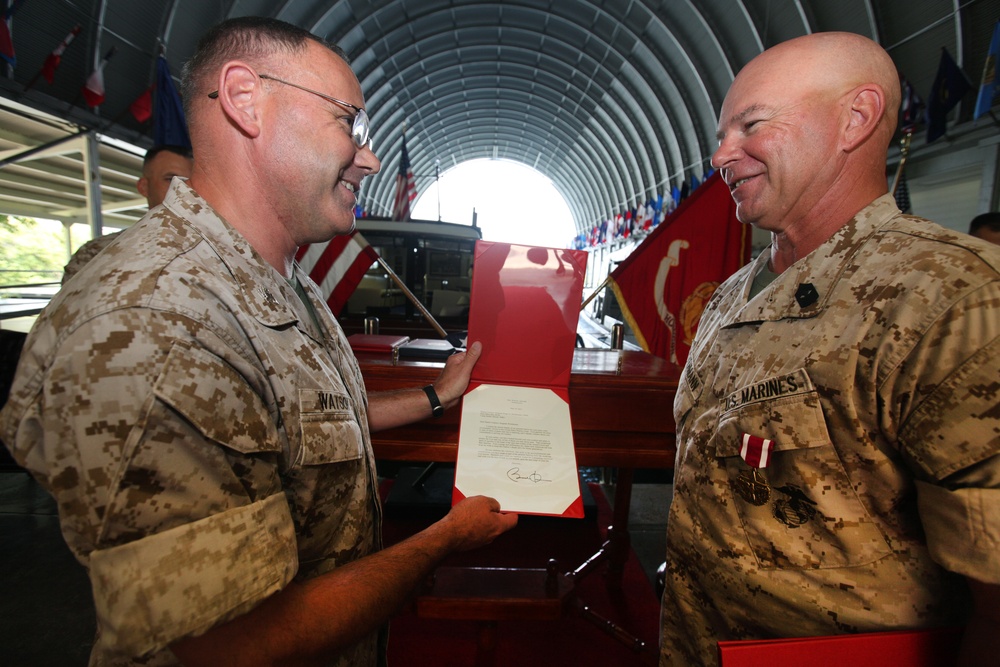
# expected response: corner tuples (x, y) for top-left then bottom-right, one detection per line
(41, 24), (82, 83)
(296, 231), (379, 316)
(82, 46), (116, 107)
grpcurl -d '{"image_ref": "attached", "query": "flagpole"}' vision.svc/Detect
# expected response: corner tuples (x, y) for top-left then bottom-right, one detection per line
(890, 131), (912, 197)
(580, 274), (612, 311)
(373, 255), (449, 338)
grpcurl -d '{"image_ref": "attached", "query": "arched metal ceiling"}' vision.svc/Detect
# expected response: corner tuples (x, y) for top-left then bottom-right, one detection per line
(0, 0), (998, 238)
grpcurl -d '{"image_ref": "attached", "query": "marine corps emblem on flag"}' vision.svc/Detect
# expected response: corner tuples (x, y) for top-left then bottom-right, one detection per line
(607, 172), (750, 366)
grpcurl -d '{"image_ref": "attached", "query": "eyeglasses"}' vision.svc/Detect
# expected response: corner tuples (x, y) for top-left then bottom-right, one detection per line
(208, 73), (372, 149)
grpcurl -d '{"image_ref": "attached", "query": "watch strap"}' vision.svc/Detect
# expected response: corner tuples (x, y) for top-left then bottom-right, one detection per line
(422, 384), (445, 418)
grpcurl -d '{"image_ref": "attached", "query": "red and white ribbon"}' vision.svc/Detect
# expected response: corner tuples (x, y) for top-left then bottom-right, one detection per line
(740, 433), (774, 469)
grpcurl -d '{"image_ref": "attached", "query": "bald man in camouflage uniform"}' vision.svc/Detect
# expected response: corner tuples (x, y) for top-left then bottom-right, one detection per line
(1, 17), (516, 666)
(660, 32), (1000, 666)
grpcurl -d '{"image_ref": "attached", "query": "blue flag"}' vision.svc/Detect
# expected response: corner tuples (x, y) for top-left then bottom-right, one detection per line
(926, 48), (972, 143)
(974, 22), (1000, 120)
(153, 56), (191, 149)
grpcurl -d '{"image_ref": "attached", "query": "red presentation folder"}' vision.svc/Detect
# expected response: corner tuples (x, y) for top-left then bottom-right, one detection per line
(453, 241), (589, 518)
(717, 626), (964, 667)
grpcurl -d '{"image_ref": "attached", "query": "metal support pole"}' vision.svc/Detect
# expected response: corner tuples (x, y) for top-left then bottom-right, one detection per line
(83, 131), (104, 241)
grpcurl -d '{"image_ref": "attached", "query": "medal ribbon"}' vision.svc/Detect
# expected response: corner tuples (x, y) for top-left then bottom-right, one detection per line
(740, 433), (774, 469)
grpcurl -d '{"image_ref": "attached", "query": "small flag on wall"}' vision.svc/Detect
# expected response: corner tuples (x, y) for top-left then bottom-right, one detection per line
(40, 24), (82, 84)
(82, 46), (117, 107)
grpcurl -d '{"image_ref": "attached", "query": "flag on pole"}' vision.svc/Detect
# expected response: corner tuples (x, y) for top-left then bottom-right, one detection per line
(153, 55), (191, 148)
(975, 21), (1000, 120)
(129, 86), (152, 123)
(391, 136), (417, 221)
(82, 46), (116, 108)
(0, 18), (14, 68)
(899, 76), (924, 133)
(926, 48), (972, 143)
(40, 24), (81, 83)
(607, 172), (750, 366)
(0, 0), (27, 68)
(295, 231), (379, 316)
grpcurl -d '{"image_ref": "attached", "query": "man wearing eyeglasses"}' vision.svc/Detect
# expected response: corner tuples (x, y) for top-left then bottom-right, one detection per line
(1, 16), (516, 667)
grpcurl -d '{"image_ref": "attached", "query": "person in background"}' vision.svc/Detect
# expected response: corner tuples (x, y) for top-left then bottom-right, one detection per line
(969, 211), (1000, 246)
(61, 144), (193, 283)
(660, 31), (999, 667)
(3, 16), (516, 666)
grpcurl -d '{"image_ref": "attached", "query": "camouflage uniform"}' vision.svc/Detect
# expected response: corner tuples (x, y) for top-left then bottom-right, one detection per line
(62, 231), (123, 284)
(660, 195), (1000, 666)
(2, 180), (382, 666)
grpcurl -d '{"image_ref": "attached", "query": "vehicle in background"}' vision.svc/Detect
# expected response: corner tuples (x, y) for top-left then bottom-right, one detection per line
(338, 218), (481, 339)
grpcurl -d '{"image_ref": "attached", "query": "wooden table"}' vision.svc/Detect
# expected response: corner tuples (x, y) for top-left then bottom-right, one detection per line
(358, 347), (678, 664)
(358, 347), (679, 469)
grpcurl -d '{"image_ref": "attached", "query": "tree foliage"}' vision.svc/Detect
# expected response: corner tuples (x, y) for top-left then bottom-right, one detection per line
(0, 215), (67, 286)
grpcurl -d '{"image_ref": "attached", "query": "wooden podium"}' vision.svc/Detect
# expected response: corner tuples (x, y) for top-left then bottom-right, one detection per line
(357, 347), (678, 665)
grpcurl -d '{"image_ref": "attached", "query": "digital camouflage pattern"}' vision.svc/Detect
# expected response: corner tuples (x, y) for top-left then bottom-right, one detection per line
(62, 231), (122, 284)
(1, 179), (382, 666)
(660, 195), (1000, 666)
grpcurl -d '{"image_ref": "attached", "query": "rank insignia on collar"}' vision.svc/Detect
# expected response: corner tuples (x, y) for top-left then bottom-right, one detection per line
(257, 286), (276, 304)
(795, 282), (819, 308)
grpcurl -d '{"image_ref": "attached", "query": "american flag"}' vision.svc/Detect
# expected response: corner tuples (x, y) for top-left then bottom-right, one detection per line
(391, 136), (417, 221)
(899, 76), (923, 134)
(296, 231), (379, 316)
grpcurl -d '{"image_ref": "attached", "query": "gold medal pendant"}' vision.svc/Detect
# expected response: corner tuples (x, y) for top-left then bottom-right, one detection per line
(732, 468), (770, 506)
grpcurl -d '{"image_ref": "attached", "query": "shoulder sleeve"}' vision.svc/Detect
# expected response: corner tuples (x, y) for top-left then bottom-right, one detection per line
(3, 307), (299, 656)
(899, 282), (1000, 480)
(899, 279), (1000, 583)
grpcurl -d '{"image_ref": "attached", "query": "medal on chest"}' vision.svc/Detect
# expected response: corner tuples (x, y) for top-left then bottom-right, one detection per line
(732, 433), (774, 506)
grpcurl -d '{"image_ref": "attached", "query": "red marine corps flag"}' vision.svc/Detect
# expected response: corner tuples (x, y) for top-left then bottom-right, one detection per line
(607, 172), (750, 366)
(296, 231), (379, 316)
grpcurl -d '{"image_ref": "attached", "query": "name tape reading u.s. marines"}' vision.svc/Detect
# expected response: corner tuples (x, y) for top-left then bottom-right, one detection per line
(724, 373), (804, 411)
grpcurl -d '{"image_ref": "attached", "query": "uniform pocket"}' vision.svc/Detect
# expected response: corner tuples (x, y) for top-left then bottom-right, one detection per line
(154, 342), (280, 455)
(297, 389), (364, 465)
(714, 369), (891, 569)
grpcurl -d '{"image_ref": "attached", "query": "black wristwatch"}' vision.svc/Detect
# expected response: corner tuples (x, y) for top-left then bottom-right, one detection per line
(422, 384), (445, 418)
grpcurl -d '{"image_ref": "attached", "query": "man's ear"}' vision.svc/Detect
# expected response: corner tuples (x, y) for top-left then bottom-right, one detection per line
(842, 84), (885, 151)
(213, 62), (264, 138)
(136, 176), (149, 199)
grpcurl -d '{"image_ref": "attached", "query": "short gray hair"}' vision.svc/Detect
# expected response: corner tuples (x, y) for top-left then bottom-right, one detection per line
(180, 16), (348, 121)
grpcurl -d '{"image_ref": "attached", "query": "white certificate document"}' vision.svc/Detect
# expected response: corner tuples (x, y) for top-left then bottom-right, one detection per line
(454, 383), (582, 517)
